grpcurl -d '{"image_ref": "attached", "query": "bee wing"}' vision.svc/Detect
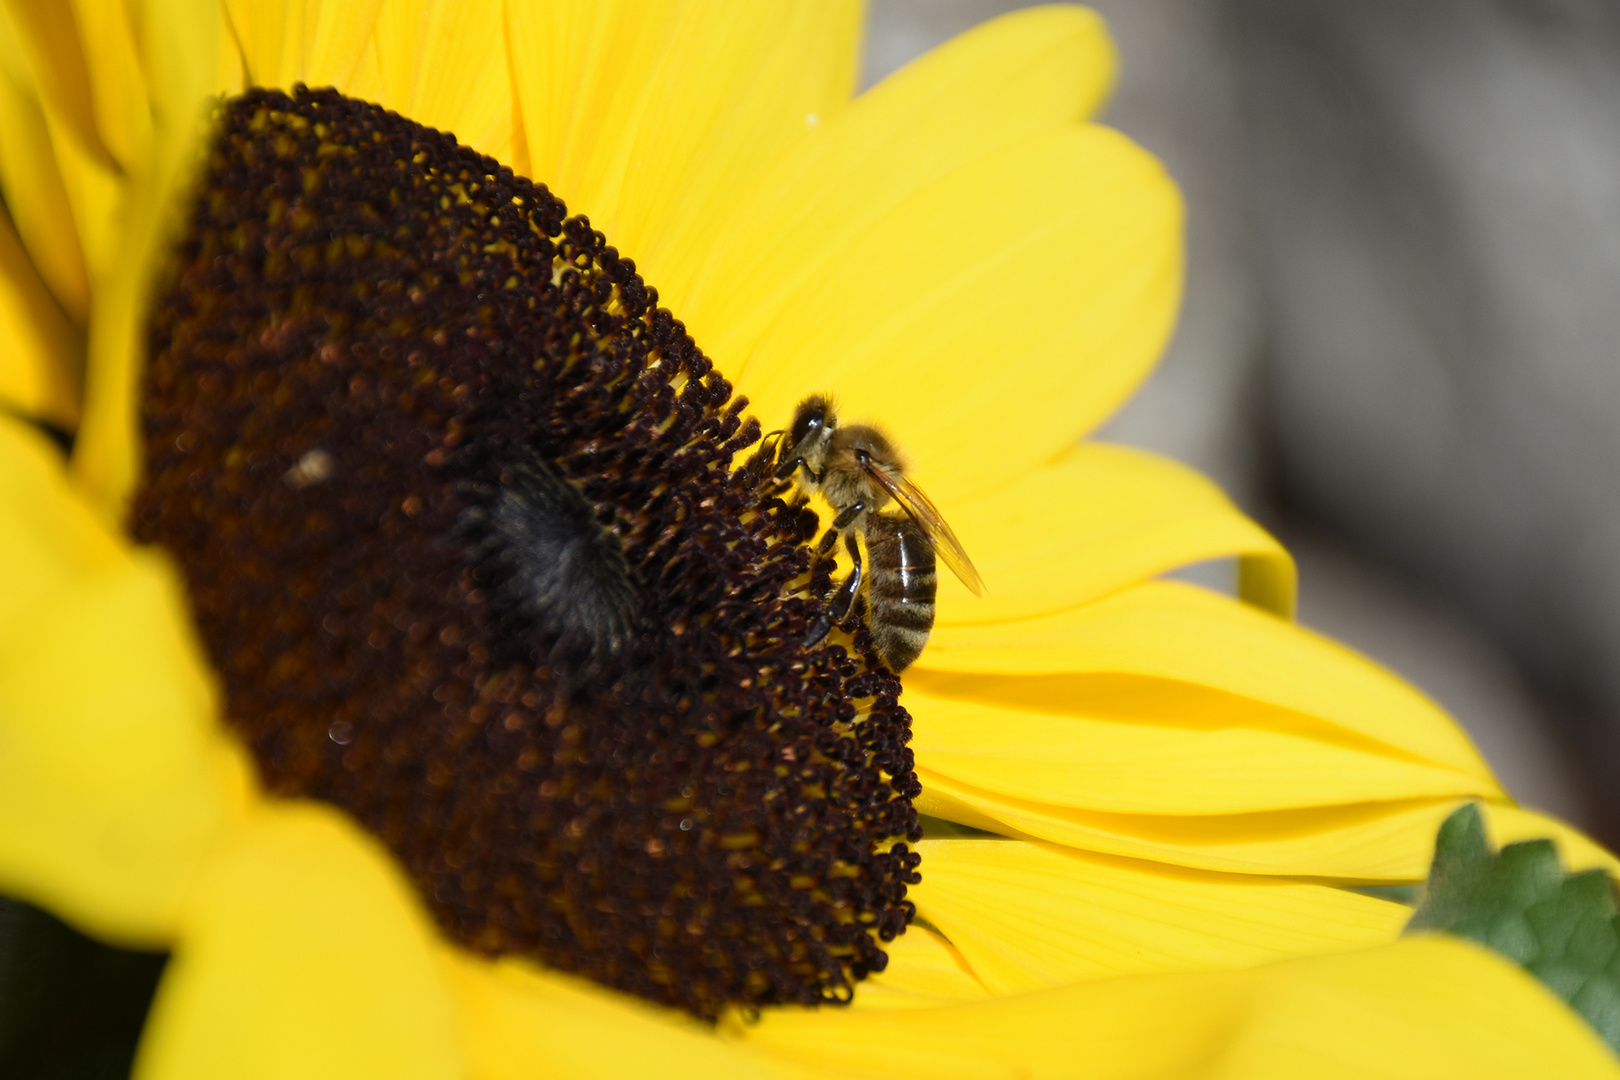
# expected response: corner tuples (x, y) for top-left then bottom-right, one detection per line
(864, 465), (987, 597)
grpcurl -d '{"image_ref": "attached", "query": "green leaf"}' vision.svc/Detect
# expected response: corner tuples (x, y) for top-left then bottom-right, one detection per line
(1406, 803), (1620, 1053)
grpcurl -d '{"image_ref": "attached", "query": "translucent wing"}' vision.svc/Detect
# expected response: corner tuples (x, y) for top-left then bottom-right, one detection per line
(863, 464), (987, 597)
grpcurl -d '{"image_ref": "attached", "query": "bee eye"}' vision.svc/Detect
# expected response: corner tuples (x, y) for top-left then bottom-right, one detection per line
(788, 403), (825, 450)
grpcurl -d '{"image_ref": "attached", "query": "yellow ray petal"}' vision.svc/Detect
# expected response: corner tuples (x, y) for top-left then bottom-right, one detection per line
(601, 0), (863, 304)
(1, 421), (243, 947)
(681, 3), (1115, 365)
(739, 937), (1620, 1080)
(220, 0), (296, 87)
(70, 0), (153, 168)
(0, 14), (92, 323)
(72, 0), (220, 522)
(37, 99), (121, 287)
(222, 0), (387, 92)
(0, 548), (245, 942)
(303, 0), (386, 90)
(133, 802), (460, 1080)
(1485, 802), (1620, 877)
(910, 839), (1405, 996)
(506, 0), (683, 196)
(0, 206), (82, 427)
(508, 0), (859, 283)
(919, 580), (1492, 777)
(732, 125), (1181, 507)
(929, 441), (1292, 623)
(0, 0), (116, 170)
(849, 925), (990, 1010)
(0, 416), (118, 615)
(918, 781), (1620, 881)
(906, 681), (1496, 816)
(439, 948), (822, 1080)
(372, 0), (511, 163)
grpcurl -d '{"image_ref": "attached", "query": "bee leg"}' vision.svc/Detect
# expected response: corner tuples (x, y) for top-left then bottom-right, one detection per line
(815, 527), (839, 555)
(741, 431), (784, 484)
(803, 535), (864, 649)
(834, 531), (865, 628)
(803, 613), (833, 648)
(829, 501), (865, 531)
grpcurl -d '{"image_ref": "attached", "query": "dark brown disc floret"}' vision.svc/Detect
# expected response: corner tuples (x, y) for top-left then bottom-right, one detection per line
(133, 86), (922, 1020)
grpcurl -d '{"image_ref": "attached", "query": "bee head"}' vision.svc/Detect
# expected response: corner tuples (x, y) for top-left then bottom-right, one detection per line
(781, 394), (838, 469)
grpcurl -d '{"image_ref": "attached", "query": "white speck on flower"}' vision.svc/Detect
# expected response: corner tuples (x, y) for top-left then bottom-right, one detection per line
(284, 448), (335, 489)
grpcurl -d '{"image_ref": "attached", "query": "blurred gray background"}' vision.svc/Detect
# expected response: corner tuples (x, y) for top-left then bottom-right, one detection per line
(865, 0), (1620, 842)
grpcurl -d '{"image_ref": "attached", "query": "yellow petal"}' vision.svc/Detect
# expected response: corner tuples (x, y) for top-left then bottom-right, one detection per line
(932, 441), (1293, 624)
(69, 0), (153, 169)
(849, 925), (990, 1010)
(0, 12), (92, 323)
(906, 682), (1496, 815)
(0, 206), (82, 427)
(0, 0), (129, 284)
(439, 947), (821, 1080)
(681, 3), (1115, 363)
(910, 839), (1405, 996)
(0, 416), (118, 615)
(1484, 802), (1620, 877)
(602, 1), (864, 302)
(508, 0), (860, 283)
(506, 0), (684, 188)
(738, 937), (1620, 1079)
(133, 802), (460, 1080)
(372, 0), (512, 162)
(0, 0), (117, 170)
(918, 782), (1620, 881)
(919, 580), (1492, 777)
(731, 124), (1182, 507)
(72, 0), (220, 522)
(38, 99), (122, 283)
(0, 549), (246, 944)
(221, 0), (387, 92)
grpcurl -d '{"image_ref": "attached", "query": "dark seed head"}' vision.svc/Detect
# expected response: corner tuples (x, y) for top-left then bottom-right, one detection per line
(133, 86), (921, 1020)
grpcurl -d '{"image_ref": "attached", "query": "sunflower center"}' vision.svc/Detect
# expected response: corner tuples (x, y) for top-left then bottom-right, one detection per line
(133, 87), (921, 1019)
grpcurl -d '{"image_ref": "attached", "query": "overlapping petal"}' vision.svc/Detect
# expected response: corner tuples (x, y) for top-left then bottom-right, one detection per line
(908, 683), (1496, 816)
(728, 122), (1181, 506)
(676, 3), (1113, 346)
(72, 0), (220, 521)
(921, 580), (1490, 774)
(133, 802), (461, 1080)
(932, 441), (1294, 622)
(908, 839), (1405, 993)
(917, 784), (1620, 881)
(511, 0), (862, 297)
(738, 937), (1620, 1079)
(0, 418), (245, 943)
(0, 5), (93, 323)
(440, 949), (819, 1080)
(0, 207), (80, 428)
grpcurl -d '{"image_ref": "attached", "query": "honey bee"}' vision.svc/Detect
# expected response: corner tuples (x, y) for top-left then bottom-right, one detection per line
(765, 394), (985, 672)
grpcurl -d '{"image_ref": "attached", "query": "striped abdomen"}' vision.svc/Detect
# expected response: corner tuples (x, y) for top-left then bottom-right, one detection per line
(864, 512), (937, 672)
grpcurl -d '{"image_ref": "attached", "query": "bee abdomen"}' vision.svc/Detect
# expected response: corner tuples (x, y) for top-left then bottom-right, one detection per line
(864, 513), (937, 673)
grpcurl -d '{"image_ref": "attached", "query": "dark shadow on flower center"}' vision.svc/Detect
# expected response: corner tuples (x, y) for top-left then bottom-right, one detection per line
(133, 86), (921, 1020)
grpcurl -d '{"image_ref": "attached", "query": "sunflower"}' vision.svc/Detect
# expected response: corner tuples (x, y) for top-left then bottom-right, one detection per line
(1, 1), (1617, 1077)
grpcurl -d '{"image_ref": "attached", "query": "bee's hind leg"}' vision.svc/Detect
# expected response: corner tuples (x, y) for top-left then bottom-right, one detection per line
(803, 533), (864, 648)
